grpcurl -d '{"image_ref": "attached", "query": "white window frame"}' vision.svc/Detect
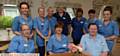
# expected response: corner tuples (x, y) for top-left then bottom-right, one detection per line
(3, 4), (20, 17)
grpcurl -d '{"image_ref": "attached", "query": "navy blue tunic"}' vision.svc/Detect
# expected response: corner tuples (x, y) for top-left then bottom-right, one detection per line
(53, 12), (71, 35)
(71, 17), (86, 45)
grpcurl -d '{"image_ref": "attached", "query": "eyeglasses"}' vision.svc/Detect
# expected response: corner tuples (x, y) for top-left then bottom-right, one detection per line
(22, 29), (30, 31)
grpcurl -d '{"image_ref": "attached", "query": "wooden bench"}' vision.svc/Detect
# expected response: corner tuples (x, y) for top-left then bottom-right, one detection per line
(48, 53), (84, 56)
(0, 41), (10, 52)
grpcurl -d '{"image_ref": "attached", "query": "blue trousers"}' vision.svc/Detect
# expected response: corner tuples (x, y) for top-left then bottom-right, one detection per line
(106, 40), (114, 53)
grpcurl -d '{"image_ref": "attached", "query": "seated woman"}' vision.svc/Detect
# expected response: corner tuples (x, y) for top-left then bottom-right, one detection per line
(7, 24), (35, 53)
(47, 22), (70, 55)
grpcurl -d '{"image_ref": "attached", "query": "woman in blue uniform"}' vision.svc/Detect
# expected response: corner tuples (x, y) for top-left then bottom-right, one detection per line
(46, 7), (57, 35)
(34, 7), (51, 56)
(71, 8), (87, 45)
(12, 2), (33, 36)
(85, 9), (102, 33)
(47, 22), (69, 55)
(100, 7), (119, 55)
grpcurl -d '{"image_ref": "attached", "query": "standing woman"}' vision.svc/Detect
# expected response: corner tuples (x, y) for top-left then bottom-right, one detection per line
(46, 7), (57, 35)
(71, 8), (87, 45)
(85, 9), (102, 33)
(34, 7), (51, 56)
(100, 7), (119, 55)
(12, 2), (33, 36)
(53, 7), (71, 35)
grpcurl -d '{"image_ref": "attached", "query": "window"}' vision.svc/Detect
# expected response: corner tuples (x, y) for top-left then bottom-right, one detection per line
(3, 4), (20, 17)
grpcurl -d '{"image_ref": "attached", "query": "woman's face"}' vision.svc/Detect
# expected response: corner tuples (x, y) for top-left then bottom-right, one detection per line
(20, 4), (29, 15)
(77, 12), (83, 17)
(88, 13), (95, 19)
(47, 8), (54, 17)
(103, 11), (112, 20)
(55, 27), (63, 34)
(58, 7), (65, 13)
(38, 8), (45, 18)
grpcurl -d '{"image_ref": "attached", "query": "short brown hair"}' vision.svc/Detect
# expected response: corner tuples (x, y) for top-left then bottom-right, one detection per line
(88, 9), (96, 14)
(19, 2), (29, 9)
(55, 22), (64, 29)
(76, 8), (83, 14)
(103, 6), (112, 14)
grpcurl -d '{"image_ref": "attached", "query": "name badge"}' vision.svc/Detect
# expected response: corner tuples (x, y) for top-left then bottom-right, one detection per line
(24, 44), (28, 47)
(41, 23), (44, 25)
(63, 44), (67, 47)
(22, 22), (26, 24)
(63, 17), (66, 20)
(99, 25), (102, 27)
(80, 21), (83, 23)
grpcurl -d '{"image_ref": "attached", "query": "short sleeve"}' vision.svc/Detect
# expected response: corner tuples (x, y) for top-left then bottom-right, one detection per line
(83, 19), (88, 33)
(63, 35), (69, 46)
(113, 21), (119, 36)
(7, 36), (19, 52)
(33, 17), (37, 29)
(64, 35), (69, 51)
(65, 12), (71, 24)
(101, 36), (109, 52)
(28, 40), (35, 53)
(47, 36), (54, 52)
(80, 35), (87, 51)
(54, 17), (57, 24)
(48, 20), (51, 31)
(12, 16), (19, 32)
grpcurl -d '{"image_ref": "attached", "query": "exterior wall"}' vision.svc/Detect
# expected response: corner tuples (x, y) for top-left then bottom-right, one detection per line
(0, 0), (32, 16)
(1, 0), (120, 19)
(93, 0), (120, 19)
(0, 0), (18, 5)
(0, 0), (93, 18)
(79, 0), (93, 18)
(30, 0), (41, 18)
(31, 0), (93, 18)
(0, 4), (3, 16)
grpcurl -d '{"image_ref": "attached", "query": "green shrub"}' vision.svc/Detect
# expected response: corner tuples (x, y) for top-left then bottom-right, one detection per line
(0, 16), (13, 29)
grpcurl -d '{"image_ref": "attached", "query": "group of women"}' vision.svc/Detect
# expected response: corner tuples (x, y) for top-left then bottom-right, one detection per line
(7, 2), (119, 56)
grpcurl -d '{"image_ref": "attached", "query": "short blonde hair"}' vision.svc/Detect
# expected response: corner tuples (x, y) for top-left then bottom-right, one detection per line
(38, 7), (45, 12)
(47, 7), (53, 11)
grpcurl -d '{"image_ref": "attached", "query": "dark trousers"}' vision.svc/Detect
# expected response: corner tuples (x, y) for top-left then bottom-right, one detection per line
(72, 37), (81, 45)
(73, 39), (80, 45)
(72, 32), (83, 45)
(38, 46), (45, 56)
